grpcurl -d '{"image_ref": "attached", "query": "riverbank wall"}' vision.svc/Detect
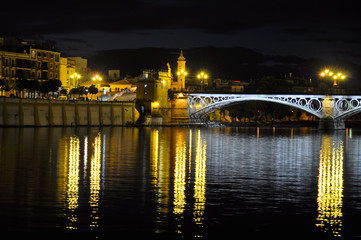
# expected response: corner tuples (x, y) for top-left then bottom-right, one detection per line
(0, 98), (139, 127)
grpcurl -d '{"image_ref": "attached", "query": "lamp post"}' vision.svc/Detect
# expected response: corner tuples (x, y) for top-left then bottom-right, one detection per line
(177, 69), (187, 91)
(70, 72), (81, 87)
(320, 69), (346, 87)
(92, 74), (103, 100)
(197, 72), (208, 91)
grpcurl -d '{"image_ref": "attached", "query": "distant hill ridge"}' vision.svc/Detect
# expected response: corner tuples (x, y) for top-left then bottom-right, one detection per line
(88, 47), (361, 86)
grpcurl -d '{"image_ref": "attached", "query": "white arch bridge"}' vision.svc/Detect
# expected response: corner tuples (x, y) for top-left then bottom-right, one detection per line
(187, 94), (361, 129)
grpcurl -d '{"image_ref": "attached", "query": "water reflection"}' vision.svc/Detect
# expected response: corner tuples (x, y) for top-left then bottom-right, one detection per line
(317, 134), (344, 238)
(3, 127), (361, 238)
(173, 138), (187, 216)
(194, 130), (207, 226)
(59, 131), (104, 232)
(149, 128), (207, 237)
(89, 133), (102, 230)
(66, 136), (80, 230)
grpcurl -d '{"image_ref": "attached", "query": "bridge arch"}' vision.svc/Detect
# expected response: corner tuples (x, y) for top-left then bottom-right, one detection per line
(333, 97), (361, 120)
(188, 94), (325, 120)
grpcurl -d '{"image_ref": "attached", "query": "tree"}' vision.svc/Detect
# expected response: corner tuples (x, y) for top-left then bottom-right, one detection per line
(11, 78), (27, 97)
(69, 86), (86, 98)
(59, 88), (67, 95)
(48, 79), (62, 93)
(26, 80), (40, 98)
(87, 84), (98, 98)
(0, 79), (5, 96)
(39, 79), (62, 97)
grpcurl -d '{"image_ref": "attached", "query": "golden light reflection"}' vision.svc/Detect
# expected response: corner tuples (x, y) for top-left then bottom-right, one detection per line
(89, 133), (102, 230)
(148, 128), (207, 237)
(66, 136), (80, 230)
(173, 142), (187, 215)
(151, 129), (159, 185)
(59, 132), (105, 232)
(194, 130), (207, 225)
(150, 128), (170, 221)
(316, 135), (344, 237)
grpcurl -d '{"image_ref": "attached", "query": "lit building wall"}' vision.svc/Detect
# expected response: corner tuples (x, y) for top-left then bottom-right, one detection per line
(136, 70), (170, 115)
(59, 57), (76, 88)
(68, 57), (88, 80)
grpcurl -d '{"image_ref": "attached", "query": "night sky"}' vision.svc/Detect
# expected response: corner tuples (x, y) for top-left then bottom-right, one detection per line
(1, 0), (361, 64)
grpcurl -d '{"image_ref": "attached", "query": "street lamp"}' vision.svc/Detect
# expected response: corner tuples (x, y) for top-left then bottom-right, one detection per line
(197, 72), (208, 90)
(92, 74), (102, 82)
(70, 72), (81, 87)
(319, 69), (346, 87)
(92, 74), (103, 100)
(177, 69), (187, 91)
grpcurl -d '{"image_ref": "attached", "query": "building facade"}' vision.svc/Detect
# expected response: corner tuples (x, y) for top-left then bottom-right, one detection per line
(136, 66), (172, 115)
(108, 70), (121, 82)
(68, 57), (88, 78)
(0, 37), (61, 96)
(59, 57), (76, 88)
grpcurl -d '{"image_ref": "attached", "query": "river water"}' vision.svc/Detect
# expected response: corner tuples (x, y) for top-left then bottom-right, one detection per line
(0, 126), (361, 239)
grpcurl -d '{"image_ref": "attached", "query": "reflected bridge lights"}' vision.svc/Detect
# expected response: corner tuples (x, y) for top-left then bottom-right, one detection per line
(316, 135), (344, 238)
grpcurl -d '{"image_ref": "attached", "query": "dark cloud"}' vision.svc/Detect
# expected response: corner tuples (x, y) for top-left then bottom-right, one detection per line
(282, 28), (322, 36)
(1, 0), (360, 62)
(0, 0), (282, 37)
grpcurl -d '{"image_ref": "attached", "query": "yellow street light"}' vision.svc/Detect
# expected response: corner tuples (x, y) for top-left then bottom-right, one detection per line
(197, 71), (208, 90)
(177, 69), (188, 91)
(320, 68), (346, 87)
(70, 72), (81, 87)
(92, 74), (102, 81)
(177, 69), (188, 76)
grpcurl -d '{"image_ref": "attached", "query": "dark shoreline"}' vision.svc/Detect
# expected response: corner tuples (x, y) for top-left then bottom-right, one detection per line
(134, 120), (361, 129)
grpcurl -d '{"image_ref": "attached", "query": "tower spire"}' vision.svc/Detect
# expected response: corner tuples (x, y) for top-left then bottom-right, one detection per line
(178, 50), (185, 61)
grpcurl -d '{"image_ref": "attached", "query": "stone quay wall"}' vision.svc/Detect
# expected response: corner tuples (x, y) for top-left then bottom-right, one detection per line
(0, 98), (139, 127)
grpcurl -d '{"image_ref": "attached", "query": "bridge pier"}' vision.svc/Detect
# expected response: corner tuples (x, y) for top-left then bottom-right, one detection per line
(318, 117), (345, 130)
(318, 96), (345, 130)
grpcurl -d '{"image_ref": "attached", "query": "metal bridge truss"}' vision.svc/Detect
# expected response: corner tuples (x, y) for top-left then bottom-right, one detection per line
(187, 94), (361, 121)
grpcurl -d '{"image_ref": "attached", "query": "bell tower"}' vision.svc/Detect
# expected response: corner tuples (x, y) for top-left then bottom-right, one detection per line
(175, 50), (187, 91)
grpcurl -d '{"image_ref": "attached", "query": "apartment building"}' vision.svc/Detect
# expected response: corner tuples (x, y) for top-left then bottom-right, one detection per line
(0, 37), (60, 86)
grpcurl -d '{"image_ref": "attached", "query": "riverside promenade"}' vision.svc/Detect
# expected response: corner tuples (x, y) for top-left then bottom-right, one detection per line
(0, 98), (138, 127)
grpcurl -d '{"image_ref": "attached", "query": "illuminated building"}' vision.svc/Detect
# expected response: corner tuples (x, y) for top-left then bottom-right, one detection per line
(68, 57), (88, 79)
(136, 63), (172, 115)
(0, 37), (61, 96)
(59, 57), (76, 88)
(171, 50), (187, 91)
